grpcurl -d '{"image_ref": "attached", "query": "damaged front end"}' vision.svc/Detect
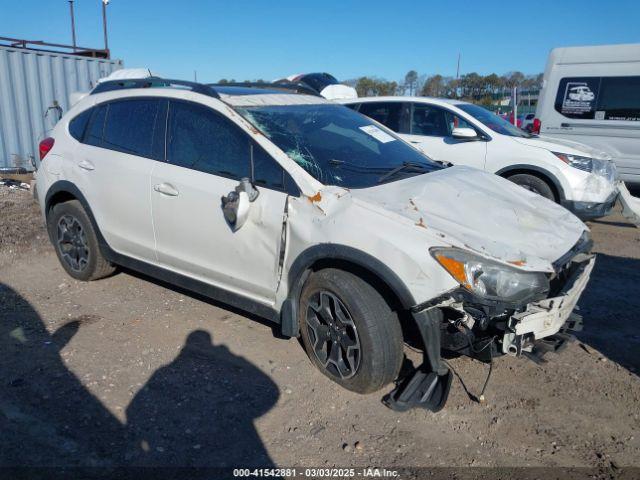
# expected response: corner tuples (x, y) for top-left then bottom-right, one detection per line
(386, 233), (595, 412)
(438, 232), (594, 365)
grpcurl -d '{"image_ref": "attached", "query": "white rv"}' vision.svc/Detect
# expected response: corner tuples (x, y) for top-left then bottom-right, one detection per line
(534, 44), (640, 187)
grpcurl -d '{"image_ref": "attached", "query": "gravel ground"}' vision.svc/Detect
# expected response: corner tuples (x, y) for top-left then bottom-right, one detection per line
(1, 185), (639, 477)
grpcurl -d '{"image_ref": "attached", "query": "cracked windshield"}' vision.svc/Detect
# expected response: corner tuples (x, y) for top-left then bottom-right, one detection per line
(238, 104), (442, 188)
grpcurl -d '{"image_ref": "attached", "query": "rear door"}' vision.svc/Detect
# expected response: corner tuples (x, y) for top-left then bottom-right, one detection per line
(73, 97), (164, 261)
(401, 103), (487, 167)
(150, 99), (290, 303)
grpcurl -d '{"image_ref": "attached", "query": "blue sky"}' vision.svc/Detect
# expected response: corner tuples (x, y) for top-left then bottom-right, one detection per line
(2, 0), (639, 82)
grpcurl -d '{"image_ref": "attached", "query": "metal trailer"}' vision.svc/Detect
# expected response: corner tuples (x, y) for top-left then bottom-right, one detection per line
(0, 43), (122, 171)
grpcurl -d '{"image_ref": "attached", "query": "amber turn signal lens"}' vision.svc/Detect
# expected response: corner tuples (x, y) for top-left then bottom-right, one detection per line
(433, 252), (470, 289)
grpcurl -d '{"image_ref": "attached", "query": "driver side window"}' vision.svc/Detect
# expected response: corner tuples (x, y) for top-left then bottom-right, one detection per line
(167, 100), (294, 193)
(410, 104), (449, 136)
(444, 111), (476, 132)
(168, 100), (251, 179)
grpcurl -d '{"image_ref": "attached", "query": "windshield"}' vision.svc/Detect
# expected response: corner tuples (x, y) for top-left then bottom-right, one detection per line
(237, 104), (442, 188)
(457, 103), (534, 138)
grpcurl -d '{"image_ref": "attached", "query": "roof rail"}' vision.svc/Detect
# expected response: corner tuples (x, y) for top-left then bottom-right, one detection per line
(91, 77), (220, 98)
(209, 81), (322, 97)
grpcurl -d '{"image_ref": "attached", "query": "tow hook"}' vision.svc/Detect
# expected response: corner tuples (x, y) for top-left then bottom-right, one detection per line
(383, 308), (452, 412)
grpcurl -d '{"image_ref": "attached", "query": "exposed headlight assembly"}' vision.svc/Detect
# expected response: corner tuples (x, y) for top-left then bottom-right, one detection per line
(431, 248), (549, 303)
(553, 152), (593, 173)
(553, 151), (618, 183)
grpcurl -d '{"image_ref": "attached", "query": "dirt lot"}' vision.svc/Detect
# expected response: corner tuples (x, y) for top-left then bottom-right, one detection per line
(1, 184), (639, 476)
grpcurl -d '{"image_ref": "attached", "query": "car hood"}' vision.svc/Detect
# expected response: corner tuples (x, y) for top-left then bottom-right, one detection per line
(511, 135), (612, 160)
(349, 166), (587, 272)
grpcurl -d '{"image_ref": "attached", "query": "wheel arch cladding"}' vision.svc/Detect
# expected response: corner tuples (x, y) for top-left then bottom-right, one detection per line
(44, 181), (109, 253)
(496, 165), (565, 202)
(280, 244), (417, 338)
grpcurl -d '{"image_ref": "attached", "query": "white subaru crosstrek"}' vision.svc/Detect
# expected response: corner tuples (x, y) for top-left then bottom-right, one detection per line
(340, 97), (624, 221)
(35, 78), (595, 411)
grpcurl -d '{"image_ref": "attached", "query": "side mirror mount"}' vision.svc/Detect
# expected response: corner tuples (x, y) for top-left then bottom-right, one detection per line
(451, 127), (478, 140)
(221, 177), (259, 231)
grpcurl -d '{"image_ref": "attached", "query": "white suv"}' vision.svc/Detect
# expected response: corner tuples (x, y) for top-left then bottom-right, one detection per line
(341, 97), (622, 221)
(35, 78), (594, 411)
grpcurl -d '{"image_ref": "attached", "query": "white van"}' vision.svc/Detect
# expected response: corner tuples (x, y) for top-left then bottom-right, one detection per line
(534, 44), (640, 186)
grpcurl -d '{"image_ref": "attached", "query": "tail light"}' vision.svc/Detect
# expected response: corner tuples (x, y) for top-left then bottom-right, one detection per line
(532, 118), (541, 134)
(39, 137), (55, 160)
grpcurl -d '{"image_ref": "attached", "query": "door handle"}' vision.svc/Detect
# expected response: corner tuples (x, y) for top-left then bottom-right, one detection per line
(153, 182), (179, 197)
(78, 160), (95, 171)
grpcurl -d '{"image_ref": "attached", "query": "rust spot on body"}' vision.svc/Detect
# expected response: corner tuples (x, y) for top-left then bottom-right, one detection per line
(409, 198), (419, 211)
(308, 192), (322, 203)
(415, 217), (427, 229)
(508, 260), (527, 266)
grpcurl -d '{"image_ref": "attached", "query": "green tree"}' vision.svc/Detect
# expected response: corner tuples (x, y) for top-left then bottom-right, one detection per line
(421, 75), (445, 97)
(502, 71), (525, 89)
(355, 77), (398, 97)
(404, 70), (418, 96)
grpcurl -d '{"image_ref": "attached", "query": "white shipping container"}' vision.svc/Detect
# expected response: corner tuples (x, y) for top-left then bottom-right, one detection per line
(0, 44), (122, 170)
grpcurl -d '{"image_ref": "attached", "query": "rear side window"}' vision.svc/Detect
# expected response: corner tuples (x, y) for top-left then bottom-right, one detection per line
(69, 108), (92, 141)
(358, 102), (406, 132)
(554, 76), (640, 121)
(102, 99), (161, 158)
(167, 100), (250, 179)
(598, 76), (640, 121)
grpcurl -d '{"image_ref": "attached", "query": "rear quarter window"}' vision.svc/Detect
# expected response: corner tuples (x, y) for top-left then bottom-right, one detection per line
(84, 105), (107, 147)
(68, 108), (92, 141)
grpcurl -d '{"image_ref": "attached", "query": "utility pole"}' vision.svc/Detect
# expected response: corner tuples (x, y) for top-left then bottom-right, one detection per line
(455, 53), (461, 99)
(102, 0), (110, 58)
(513, 86), (518, 126)
(68, 1), (77, 52)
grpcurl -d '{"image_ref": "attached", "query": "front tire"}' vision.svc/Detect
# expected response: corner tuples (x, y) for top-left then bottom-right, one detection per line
(47, 200), (116, 281)
(299, 268), (403, 394)
(507, 173), (556, 202)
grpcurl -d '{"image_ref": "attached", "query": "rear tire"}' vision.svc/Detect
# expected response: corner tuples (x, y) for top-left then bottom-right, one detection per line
(507, 173), (556, 202)
(47, 200), (116, 281)
(299, 268), (403, 394)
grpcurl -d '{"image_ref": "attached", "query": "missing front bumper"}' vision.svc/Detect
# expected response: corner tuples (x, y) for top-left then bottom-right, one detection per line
(501, 255), (595, 357)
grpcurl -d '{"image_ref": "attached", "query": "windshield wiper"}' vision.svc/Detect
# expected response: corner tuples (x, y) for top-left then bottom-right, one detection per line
(377, 161), (430, 183)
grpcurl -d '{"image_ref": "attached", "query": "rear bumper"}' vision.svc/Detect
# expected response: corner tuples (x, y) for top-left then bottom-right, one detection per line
(502, 255), (595, 356)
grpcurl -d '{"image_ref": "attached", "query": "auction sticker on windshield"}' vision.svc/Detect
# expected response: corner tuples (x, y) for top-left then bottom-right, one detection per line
(359, 125), (396, 143)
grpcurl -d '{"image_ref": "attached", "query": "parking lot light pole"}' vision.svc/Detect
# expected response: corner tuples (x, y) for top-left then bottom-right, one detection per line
(513, 87), (518, 126)
(102, 0), (110, 58)
(68, 0), (77, 52)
